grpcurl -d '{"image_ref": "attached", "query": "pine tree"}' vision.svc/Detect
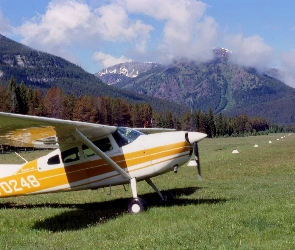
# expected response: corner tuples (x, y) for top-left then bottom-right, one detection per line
(72, 95), (98, 122)
(181, 111), (193, 131)
(8, 77), (18, 113)
(198, 110), (206, 133)
(30, 89), (44, 116)
(43, 87), (64, 118)
(173, 114), (181, 130)
(61, 93), (76, 120)
(131, 103), (143, 127)
(111, 98), (122, 126)
(18, 81), (28, 114)
(234, 114), (250, 135)
(206, 108), (216, 138)
(152, 112), (164, 128)
(120, 99), (132, 127)
(26, 86), (34, 115)
(142, 103), (153, 127)
(0, 86), (10, 112)
(165, 111), (174, 128)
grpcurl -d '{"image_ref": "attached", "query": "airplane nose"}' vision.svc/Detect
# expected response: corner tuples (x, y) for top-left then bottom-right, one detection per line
(186, 132), (207, 144)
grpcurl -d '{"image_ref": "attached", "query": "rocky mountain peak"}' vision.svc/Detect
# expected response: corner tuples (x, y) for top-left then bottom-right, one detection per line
(95, 61), (161, 85)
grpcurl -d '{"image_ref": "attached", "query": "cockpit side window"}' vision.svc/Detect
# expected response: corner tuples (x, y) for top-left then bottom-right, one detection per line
(82, 137), (113, 158)
(61, 147), (80, 163)
(112, 127), (143, 147)
(47, 155), (60, 165)
(112, 130), (129, 147)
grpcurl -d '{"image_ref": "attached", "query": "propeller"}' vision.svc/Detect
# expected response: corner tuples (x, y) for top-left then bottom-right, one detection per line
(193, 142), (202, 181)
(186, 132), (206, 181)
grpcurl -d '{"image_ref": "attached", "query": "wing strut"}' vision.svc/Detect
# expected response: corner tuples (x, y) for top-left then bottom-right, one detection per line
(74, 128), (131, 180)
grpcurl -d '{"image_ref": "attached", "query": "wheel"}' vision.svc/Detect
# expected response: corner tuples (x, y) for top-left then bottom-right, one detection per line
(160, 191), (174, 204)
(128, 198), (147, 214)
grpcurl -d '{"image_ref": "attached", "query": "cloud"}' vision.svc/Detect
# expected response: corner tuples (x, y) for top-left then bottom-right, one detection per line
(94, 3), (154, 43)
(0, 10), (14, 34)
(16, 0), (219, 68)
(17, 1), (97, 64)
(279, 50), (295, 88)
(225, 34), (274, 68)
(93, 51), (132, 68)
(121, 0), (218, 63)
(13, 0), (278, 74)
(17, 0), (154, 67)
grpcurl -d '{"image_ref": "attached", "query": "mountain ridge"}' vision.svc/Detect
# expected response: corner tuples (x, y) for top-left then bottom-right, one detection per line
(1, 34), (294, 125)
(95, 50), (295, 125)
(0, 34), (188, 116)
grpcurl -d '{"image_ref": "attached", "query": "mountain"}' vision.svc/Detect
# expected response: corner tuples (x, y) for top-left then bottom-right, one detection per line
(95, 61), (162, 85)
(0, 34), (188, 115)
(95, 48), (295, 125)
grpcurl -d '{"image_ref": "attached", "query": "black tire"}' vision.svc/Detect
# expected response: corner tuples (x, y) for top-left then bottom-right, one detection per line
(128, 198), (147, 214)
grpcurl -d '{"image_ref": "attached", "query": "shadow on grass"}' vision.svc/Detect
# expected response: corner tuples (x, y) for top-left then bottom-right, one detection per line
(0, 187), (226, 232)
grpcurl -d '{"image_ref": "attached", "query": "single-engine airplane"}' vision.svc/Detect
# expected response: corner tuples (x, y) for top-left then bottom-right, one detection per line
(0, 112), (206, 213)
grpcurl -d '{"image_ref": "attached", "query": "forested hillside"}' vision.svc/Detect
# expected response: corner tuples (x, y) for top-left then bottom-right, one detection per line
(1, 34), (294, 127)
(97, 49), (295, 125)
(0, 34), (186, 116)
(2, 78), (292, 138)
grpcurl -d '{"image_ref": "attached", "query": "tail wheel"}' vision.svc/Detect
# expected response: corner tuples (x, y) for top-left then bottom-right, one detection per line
(128, 198), (147, 214)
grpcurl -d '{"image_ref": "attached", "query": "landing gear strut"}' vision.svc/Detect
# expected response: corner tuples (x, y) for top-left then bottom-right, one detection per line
(128, 177), (173, 214)
(128, 178), (147, 214)
(146, 178), (173, 203)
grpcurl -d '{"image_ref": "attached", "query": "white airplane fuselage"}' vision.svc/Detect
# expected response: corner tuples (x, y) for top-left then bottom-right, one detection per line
(0, 131), (205, 198)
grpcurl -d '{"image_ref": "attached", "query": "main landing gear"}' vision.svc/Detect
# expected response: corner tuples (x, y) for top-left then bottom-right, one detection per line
(127, 177), (173, 214)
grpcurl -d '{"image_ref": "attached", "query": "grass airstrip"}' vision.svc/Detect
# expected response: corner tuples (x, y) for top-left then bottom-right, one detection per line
(0, 133), (294, 249)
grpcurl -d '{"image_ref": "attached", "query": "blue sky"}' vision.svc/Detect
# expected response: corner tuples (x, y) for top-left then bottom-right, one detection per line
(1, 0), (295, 87)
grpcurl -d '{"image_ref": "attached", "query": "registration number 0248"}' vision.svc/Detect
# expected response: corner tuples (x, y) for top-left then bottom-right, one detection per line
(0, 175), (40, 195)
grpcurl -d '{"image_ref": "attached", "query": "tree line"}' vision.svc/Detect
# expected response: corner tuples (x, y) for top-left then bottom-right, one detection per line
(1, 77), (292, 138)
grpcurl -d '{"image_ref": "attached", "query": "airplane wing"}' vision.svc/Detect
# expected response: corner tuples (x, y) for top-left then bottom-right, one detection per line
(0, 112), (117, 149)
(134, 127), (176, 134)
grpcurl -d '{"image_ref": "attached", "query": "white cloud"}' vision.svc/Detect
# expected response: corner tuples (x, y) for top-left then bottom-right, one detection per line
(121, 0), (217, 63)
(0, 10), (14, 34)
(94, 3), (153, 43)
(225, 34), (274, 68)
(17, 1), (97, 63)
(93, 51), (132, 68)
(15, 0), (219, 66)
(12, 0), (276, 72)
(17, 0), (154, 67)
(279, 50), (295, 88)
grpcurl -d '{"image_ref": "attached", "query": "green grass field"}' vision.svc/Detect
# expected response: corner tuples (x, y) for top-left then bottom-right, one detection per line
(0, 133), (294, 249)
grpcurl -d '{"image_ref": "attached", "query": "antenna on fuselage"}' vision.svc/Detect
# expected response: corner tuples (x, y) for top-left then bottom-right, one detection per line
(15, 152), (28, 163)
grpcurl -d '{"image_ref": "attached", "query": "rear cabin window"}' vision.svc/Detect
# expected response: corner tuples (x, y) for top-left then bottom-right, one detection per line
(61, 147), (80, 163)
(82, 137), (113, 158)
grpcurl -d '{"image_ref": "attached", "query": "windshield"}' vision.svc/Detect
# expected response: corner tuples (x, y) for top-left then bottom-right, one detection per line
(112, 127), (143, 147)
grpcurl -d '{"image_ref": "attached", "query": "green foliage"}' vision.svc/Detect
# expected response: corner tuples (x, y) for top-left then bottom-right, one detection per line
(2, 78), (294, 137)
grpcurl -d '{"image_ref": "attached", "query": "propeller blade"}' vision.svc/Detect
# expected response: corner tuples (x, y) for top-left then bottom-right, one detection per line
(193, 142), (202, 181)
